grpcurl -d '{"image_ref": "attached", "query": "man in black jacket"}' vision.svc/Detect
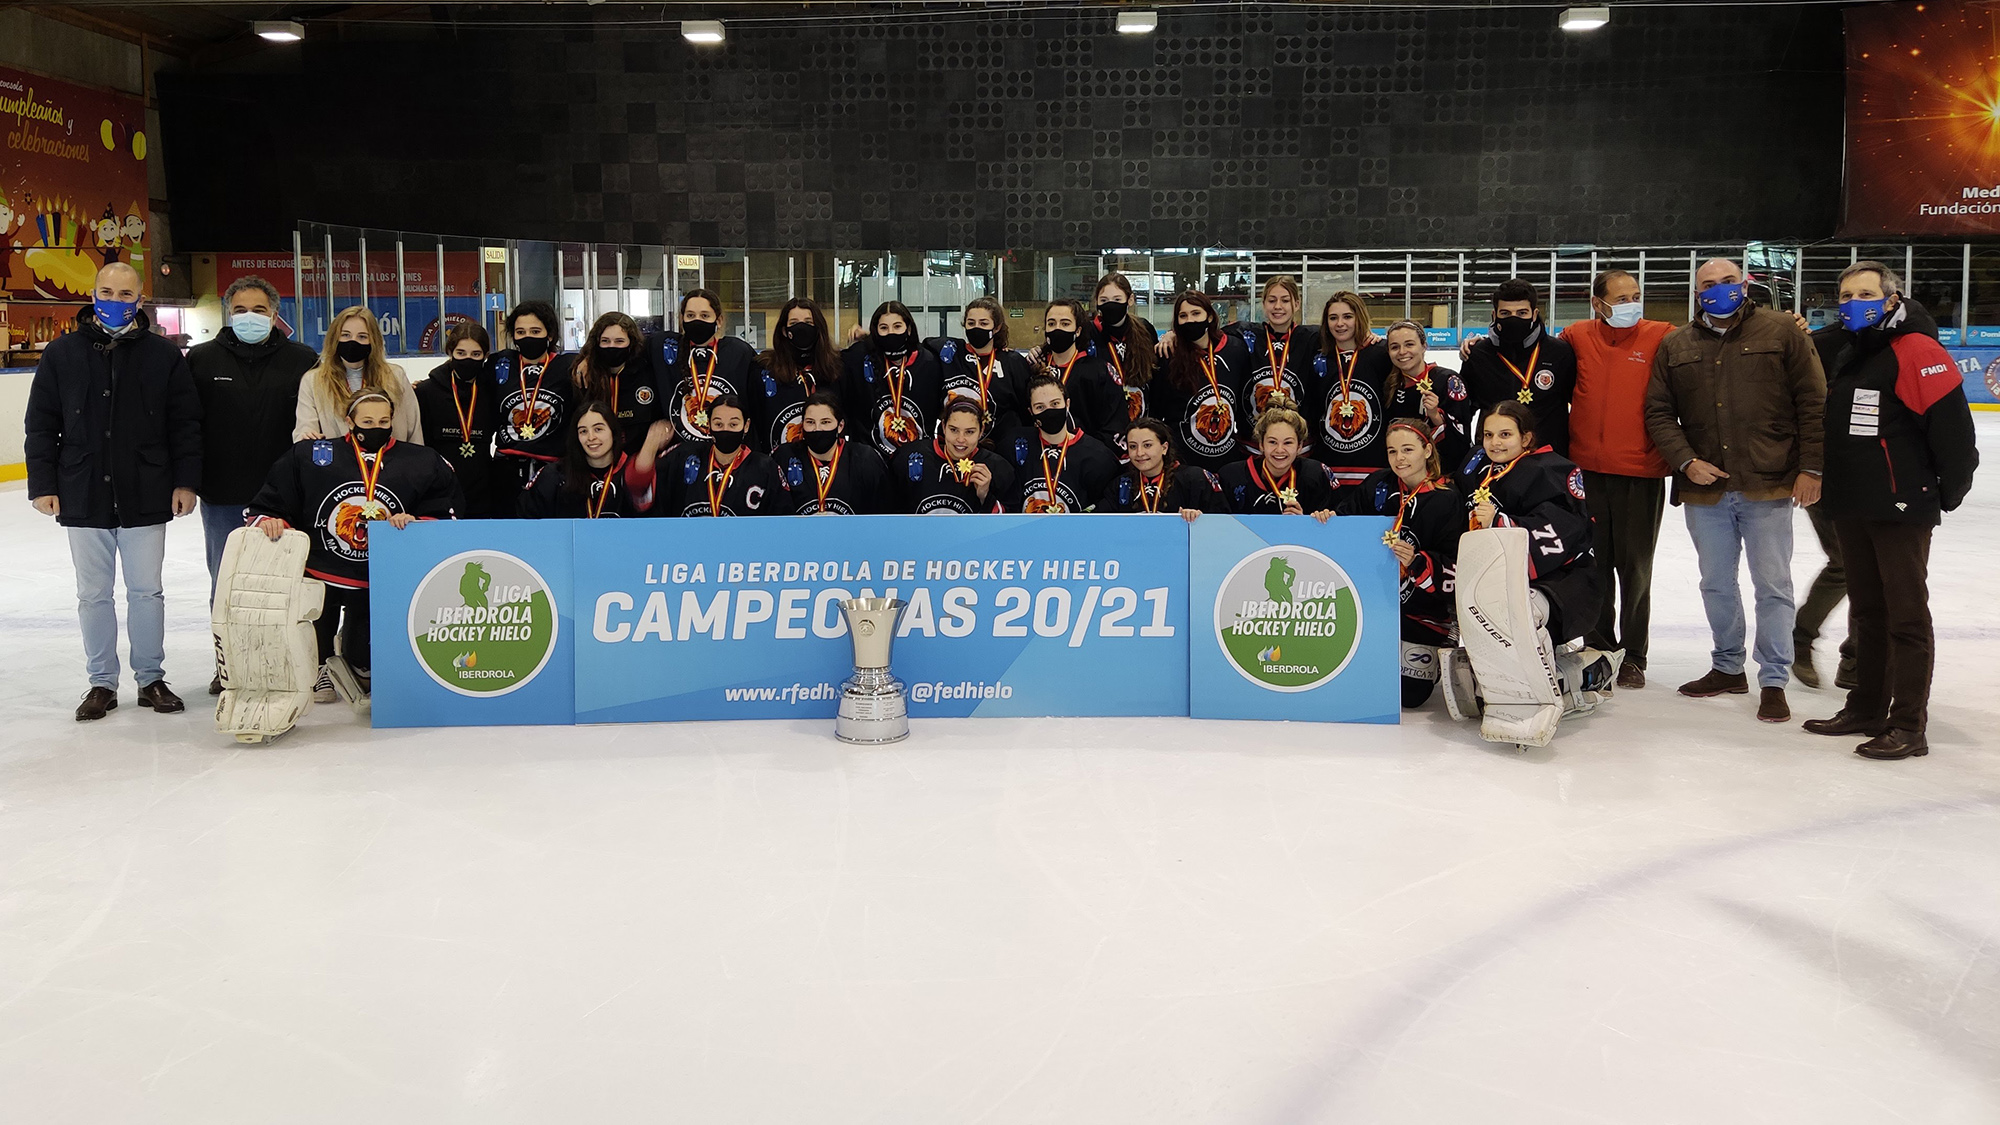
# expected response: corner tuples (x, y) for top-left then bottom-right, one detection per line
(187, 275), (318, 692)
(1451, 277), (1578, 457)
(25, 262), (204, 720)
(1801, 261), (1979, 760)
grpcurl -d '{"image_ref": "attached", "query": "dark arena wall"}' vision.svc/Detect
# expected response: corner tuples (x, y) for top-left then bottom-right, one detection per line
(159, 4), (1843, 251)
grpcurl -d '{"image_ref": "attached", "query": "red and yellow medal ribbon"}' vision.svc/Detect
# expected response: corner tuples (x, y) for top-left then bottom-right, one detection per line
(450, 376), (478, 457)
(707, 446), (744, 517)
(1500, 342), (1542, 403)
(1469, 457), (1524, 528)
(972, 349), (998, 412)
(1247, 457), (1296, 503)
(687, 345), (720, 428)
(812, 440), (843, 510)
(1040, 436), (1070, 509)
(350, 433), (393, 518)
(1138, 471), (1164, 513)
(1264, 330), (1292, 401)
(883, 350), (917, 441)
(519, 349), (557, 439)
(586, 454), (624, 519)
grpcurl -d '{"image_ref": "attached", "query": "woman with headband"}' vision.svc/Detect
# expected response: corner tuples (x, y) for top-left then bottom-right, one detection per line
(1337, 417), (1464, 707)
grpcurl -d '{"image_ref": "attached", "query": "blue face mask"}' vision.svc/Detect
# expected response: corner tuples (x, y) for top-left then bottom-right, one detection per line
(94, 296), (138, 331)
(1838, 297), (1890, 332)
(1696, 281), (1747, 318)
(1602, 302), (1643, 329)
(230, 311), (274, 344)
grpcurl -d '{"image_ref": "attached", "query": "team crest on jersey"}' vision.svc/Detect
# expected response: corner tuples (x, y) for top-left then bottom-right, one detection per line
(493, 358), (512, 386)
(1534, 369), (1556, 392)
(769, 402), (806, 448)
(500, 389), (556, 443)
(1568, 468), (1587, 499)
(1374, 479), (1391, 511)
(908, 454), (927, 481)
(785, 458), (806, 487)
(683, 454), (702, 484)
(1249, 370), (1308, 418)
(315, 481), (402, 562)
(1182, 384), (1239, 459)
(1322, 379), (1383, 455)
(797, 496), (855, 516)
(311, 440), (334, 467)
(678, 376), (728, 437)
(1447, 375), (1468, 402)
(874, 400), (925, 450)
(635, 385), (655, 405)
(1020, 475), (1080, 514)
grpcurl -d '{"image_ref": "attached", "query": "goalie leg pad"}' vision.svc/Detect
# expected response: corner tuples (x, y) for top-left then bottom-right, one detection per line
(1455, 527), (1562, 746)
(211, 527), (324, 742)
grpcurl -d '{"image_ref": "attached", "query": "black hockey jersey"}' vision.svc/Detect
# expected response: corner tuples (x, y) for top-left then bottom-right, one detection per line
(892, 441), (1015, 514)
(1337, 468), (1464, 640)
(1001, 428), (1121, 513)
(517, 453), (659, 519)
(246, 436), (461, 588)
(840, 342), (947, 456)
(655, 332), (761, 447)
(492, 350), (576, 464)
(930, 336), (1027, 439)
(774, 438), (894, 515)
(1095, 465), (1227, 514)
(1217, 454), (1340, 515)
(1454, 446), (1597, 641)
(663, 442), (790, 517)
(415, 363), (505, 518)
(1151, 335), (1254, 471)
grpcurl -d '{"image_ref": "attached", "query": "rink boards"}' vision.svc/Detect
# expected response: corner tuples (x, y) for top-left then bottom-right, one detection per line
(369, 514), (1401, 727)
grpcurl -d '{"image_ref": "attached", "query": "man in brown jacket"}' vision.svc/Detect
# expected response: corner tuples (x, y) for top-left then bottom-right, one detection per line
(1644, 258), (1826, 724)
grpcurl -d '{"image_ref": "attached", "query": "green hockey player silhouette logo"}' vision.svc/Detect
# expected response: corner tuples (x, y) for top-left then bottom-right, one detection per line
(460, 561), (491, 609)
(1263, 555), (1296, 605)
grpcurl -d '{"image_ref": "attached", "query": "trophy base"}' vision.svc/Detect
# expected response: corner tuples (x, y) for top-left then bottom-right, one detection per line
(835, 668), (909, 744)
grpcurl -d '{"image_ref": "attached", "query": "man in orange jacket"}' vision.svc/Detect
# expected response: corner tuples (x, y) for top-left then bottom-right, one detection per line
(1564, 269), (1672, 689)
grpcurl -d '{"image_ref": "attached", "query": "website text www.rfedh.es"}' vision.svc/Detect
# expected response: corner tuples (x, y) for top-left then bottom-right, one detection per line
(720, 681), (1014, 704)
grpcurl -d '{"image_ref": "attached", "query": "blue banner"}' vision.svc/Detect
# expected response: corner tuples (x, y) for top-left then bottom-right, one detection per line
(369, 519), (577, 727)
(572, 515), (1191, 721)
(1188, 515), (1402, 724)
(1945, 345), (2000, 405)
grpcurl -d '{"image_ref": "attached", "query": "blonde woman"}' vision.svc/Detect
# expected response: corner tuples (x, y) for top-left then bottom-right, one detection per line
(294, 305), (423, 443)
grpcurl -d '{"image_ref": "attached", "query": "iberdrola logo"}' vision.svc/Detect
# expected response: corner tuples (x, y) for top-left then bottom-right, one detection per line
(407, 551), (558, 697)
(1213, 546), (1363, 692)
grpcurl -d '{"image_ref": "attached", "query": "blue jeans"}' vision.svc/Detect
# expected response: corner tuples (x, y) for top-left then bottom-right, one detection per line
(1684, 493), (1797, 687)
(200, 501), (248, 601)
(66, 524), (168, 690)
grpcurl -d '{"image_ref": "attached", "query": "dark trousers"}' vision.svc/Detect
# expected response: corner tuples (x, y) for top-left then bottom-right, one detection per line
(1797, 504), (1855, 659)
(314, 585), (373, 673)
(1581, 471), (1664, 667)
(1834, 520), (1934, 732)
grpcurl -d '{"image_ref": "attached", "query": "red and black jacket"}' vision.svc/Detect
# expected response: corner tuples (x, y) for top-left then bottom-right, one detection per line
(893, 440), (1014, 514)
(1218, 454), (1339, 515)
(1095, 464), (1227, 513)
(517, 453), (658, 519)
(1337, 468), (1464, 642)
(1816, 301), (1979, 526)
(774, 438), (895, 514)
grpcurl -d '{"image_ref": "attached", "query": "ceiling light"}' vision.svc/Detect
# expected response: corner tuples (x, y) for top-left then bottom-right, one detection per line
(1117, 10), (1159, 34)
(254, 19), (304, 42)
(1559, 7), (1610, 31)
(682, 19), (725, 44)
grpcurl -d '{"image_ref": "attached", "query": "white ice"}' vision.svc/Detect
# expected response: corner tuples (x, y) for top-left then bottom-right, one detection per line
(3, 419), (1998, 1123)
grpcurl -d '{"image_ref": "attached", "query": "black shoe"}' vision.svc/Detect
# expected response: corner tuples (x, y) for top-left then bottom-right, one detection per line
(75, 686), (117, 721)
(1833, 657), (1859, 692)
(1792, 640), (1821, 689)
(137, 680), (185, 714)
(1803, 710), (1890, 737)
(208, 673), (223, 696)
(1856, 729), (1928, 760)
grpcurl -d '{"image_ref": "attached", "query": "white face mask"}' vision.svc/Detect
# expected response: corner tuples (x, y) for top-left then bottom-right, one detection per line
(1601, 302), (1643, 329)
(229, 311), (274, 344)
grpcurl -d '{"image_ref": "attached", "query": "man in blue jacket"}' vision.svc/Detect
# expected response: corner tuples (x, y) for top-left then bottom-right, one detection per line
(24, 262), (204, 720)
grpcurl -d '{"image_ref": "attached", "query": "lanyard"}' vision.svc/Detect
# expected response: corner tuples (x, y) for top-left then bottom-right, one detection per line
(1040, 436), (1070, 507)
(812, 440), (844, 509)
(687, 346), (720, 429)
(1247, 456), (1296, 502)
(1138, 471), (1164, 513)
(937, 440), (976, 484)
(586, 454), (624, 519)
(351, 435), (393, 517)
(972, 349), (998, 411)
(1387, 479), (1433, 543)
(519, 350), (557, 439)
(1101, 336), (1126, 385)
(1469, 456), (1524, 527)
(1332, 348), (1359, 418)
(1199, 350), (1222, 402)
(1264, 329), (1292, 399)
(450, 377), (479, 459)
(707, 446), (744, 517)
(1500, 343), (1542, 404)
(883, 350), (917, 441)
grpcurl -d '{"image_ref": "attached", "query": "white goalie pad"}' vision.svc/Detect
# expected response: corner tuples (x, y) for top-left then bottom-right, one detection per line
(1454, 526), (1561, 747)
(212, 527), (325, 743)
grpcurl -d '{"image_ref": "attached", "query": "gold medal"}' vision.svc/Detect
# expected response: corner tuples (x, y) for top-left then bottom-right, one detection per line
(361, 502), (388, 520)
(1276, 486), (1299, 506)
(1470, 486), (1492, 506)
(1382, 529), (1399, 546)
(459, 442), (476, 459)
(519, 422), (537, 440)
(954, 457), (974, 475)
(693, 409), (708, 429)
(1416, 376), (1433, 395)
(1338, 401), (1356, 420)
(1516, 387), (1534, 405)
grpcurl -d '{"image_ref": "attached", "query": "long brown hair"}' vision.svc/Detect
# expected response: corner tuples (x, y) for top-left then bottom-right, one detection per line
(312, 305), (403, 415)
(1385, 416), (1445, 482)
(761, 297), (840, 388)
(966, 296), (1009, 350)
(1381, 318), (1430, 397)
(560, 400), (623, 500)
(1093, 272), (1156, 387)
(571, 310), (642, 404)
(1319, 290), (1371, 356)
(1121, 416), (1181, 489)
(1163, 291), (1223, 394)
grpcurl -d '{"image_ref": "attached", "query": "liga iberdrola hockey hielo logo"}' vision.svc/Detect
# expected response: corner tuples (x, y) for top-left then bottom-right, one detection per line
(406, 550), (558, 697)
(1213, 544), (1364, 692)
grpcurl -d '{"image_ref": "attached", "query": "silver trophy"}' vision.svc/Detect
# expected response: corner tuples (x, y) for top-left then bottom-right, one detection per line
(835, 596), (911, 744)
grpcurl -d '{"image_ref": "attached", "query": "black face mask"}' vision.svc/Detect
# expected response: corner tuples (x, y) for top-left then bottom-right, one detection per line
(683, 319), (717, 346)
(786, 322), (819, 356)
(1098, 300), (1129, 327)
(515, 336), (551, 361)
(1492, 316), (1540, 352)
(449, 357), (485, 382)
(595, 344), (632, 371)
(876, 330), (915, 355)
(1044, 328), (1077, 354)
(1034, 407), (1069, 435)
(803, 428), (841, 455)
(1174, 320), (1211, 344)
(336, 339), (371, 365)
(351, 425), (392, 452)
(965, 326), (994, 349)
(710, 429), (745, 455)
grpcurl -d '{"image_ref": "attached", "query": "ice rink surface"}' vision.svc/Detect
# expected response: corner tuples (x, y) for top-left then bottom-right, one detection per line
(3, 419), (1997, 1123)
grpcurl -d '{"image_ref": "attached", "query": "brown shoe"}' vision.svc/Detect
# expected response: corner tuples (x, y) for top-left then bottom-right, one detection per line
(1616, 662), (1645, 690)
(75, 686), (117, 721)
(1757, 686), (1790, 723)
(1802, 710), (1889, 737)
(1678, 669), (1749, 698)
(208, 672), (223, 696)
(137, 680), (185, 714)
